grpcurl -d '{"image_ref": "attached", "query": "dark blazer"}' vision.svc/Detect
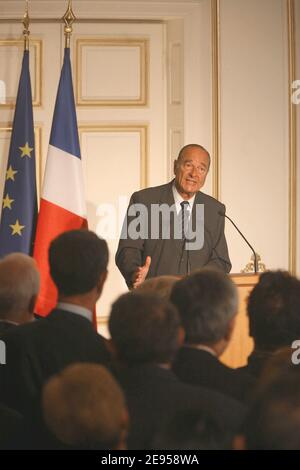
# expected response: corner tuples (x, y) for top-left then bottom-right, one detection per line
(0, 308), (110, 416)
(173, 347), (255, 403)
(0, 320), (17, 337)
(237, 350), (272, 379)
(113, 363), (245, 450)
(116, 181), (231, 287)
(0, 404), (24, 450)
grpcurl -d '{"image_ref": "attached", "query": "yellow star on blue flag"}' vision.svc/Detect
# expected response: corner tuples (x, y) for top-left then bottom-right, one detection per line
(2, 194), (14, 210)
(9, 219), (25, 236)
(6, 165), (18, 181)
(19, 142), (33, 158)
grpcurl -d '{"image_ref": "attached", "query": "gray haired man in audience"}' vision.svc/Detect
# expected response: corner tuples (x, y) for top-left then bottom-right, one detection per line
(171, 268), (254, 403)
(0, 253), (39, 335)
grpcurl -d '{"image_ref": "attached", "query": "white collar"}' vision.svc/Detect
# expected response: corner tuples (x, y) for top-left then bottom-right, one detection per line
(56, 302), (93, 322)
(185, 344), (217, 357)
(172, 183), (196, 215)
(0, 319), (19, 326)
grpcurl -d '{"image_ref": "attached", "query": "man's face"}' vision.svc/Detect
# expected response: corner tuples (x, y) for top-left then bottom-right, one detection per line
(174, 147), (210, 199)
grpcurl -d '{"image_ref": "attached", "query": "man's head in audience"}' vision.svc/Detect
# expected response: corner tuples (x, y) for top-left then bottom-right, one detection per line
(248, 270), (300, 353)
(49, 230), (108, 310)
(0, 253), (40, 325)
(153, 407), (226, 450)
(170, 268), (238, 357)
(42, 363), (128, 450)
(109, 292), (183, 366)
(235, 369), (300, 450)
(137, 275), (179, 301)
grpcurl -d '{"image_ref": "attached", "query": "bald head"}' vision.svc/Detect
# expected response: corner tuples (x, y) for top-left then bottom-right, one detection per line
(0, 253), (40, 323)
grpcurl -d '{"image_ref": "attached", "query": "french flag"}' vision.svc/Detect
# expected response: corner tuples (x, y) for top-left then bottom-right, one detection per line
(33, 48), (87, 316)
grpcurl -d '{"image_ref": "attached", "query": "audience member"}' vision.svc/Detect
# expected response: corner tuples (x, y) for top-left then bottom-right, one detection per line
(0, 403), (24, 450)
(41, 363), (128, 450)
(0, 230), (110, 415)
(171, 268), (254, 402)
(109, 291), (245, 449)
(234, 369), (300, 450)
(152, 407), (227, 450)
(0, 253), (39, 335)
(137, 275), (178, 300)
(239, 270), (300, 378)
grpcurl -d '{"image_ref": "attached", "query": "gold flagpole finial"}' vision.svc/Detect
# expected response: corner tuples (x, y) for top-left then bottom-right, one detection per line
(22, 0), (30, 51)
(63, 0), (76, 49)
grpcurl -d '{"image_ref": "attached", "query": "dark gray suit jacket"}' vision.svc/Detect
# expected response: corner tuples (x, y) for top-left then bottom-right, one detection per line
(112, 363), (245, 449)
(0, 308), (110, 416)
(116, 181), (231, 287)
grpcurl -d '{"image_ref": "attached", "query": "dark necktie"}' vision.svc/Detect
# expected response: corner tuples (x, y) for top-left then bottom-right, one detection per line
(180, 201), (190, 240)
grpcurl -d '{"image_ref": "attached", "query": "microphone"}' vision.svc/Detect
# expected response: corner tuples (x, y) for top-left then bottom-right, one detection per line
(218, 210), (258, 273)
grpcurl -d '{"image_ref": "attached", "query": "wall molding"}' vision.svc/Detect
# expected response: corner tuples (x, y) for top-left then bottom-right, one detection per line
(287, 0), (297, 274)
(78, 124), (148, 188)
(0, 1), (201, 21)
(211, 0), (220, 201)
(76, 37), (148, 107)
(0, 39), (42, 107)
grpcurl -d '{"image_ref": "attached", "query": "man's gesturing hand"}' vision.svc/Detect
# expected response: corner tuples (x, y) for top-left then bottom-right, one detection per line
(132, 256), (151, 289)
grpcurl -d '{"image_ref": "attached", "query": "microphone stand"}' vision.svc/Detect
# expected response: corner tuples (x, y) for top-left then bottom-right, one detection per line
(219, 211), (258, 273)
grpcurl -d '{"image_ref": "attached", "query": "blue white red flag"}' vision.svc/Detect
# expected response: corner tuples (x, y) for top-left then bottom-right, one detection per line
(34, 48), (87, 316)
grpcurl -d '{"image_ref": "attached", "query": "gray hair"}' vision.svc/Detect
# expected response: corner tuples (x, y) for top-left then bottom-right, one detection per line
(170, 268), (238, 344)
(0, 253), (40, 320)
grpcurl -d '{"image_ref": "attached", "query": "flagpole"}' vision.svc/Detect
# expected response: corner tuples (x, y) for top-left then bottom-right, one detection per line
(63, 0), (76, 49)
(22, 0), (30, 51)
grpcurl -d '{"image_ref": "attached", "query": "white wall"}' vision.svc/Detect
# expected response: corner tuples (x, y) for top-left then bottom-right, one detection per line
(219, 0), (290, 273)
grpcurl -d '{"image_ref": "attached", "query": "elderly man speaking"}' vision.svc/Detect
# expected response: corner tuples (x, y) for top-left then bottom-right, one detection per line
(116, 144), (231, 288)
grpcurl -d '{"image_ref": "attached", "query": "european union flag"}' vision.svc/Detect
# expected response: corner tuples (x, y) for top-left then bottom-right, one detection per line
(0, 50), (37, 256)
